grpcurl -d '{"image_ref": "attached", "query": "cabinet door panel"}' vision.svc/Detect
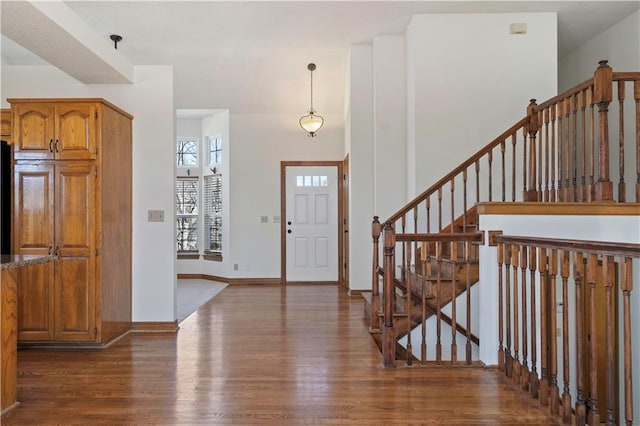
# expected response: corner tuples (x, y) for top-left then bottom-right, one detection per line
(55, 163), (95, 257)
(55, 104), (96, 160)
(13, 164), (54, 255)
(17, 262), (55, 341)
(55, 257), (95, 341)
(13, 104), (54, 159)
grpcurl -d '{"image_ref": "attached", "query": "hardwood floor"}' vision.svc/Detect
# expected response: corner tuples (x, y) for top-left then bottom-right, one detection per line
(2, 285), (558, 425)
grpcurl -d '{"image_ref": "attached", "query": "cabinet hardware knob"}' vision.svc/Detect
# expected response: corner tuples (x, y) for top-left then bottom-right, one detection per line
(55, 246), (59, 256)
(49, 139), (53, 152)
(48, 246), (52, 255)
(55, 139), (59, 153)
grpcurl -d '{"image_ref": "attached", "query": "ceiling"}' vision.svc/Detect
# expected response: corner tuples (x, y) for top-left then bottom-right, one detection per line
(2, 1), (639, 115)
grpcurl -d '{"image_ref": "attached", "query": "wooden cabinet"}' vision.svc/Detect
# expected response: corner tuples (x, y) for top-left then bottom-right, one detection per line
(17, 261), (54, 341)
(12, 102), (96, 160)
(1, 109), (11, 144)
(9, 98), (132, 346)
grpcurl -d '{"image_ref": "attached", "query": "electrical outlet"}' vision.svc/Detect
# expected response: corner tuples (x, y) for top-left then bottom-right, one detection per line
(273, 216), (281, 223)
(557, 327), (562, 337)
(261, 215), (268, 223)
(233, 263), (239, 271)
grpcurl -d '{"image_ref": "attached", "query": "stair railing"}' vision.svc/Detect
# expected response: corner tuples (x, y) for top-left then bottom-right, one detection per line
(494, 234), (639, 426)
(370, 61), (640, 368)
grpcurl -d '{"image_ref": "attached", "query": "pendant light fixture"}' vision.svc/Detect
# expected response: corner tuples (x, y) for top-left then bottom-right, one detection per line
(299, 63), (324, 137)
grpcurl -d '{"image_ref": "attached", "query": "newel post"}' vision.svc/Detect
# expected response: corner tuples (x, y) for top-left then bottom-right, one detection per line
(525, 99), (540, 201)
(381, 221), (396, 368)
(370, 216), (382, 332)
(593, 60), (614, 201)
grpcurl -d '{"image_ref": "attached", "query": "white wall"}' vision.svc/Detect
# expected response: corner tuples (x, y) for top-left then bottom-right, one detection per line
(1, 64), (177, 322)
(346, 45), (374, 291)
(373, 35), (406, 220)
(559, 10), (640, 203)
(227, 112), (343, 279)
(478, 214), (640, 422)
(406, 13), (558, 196)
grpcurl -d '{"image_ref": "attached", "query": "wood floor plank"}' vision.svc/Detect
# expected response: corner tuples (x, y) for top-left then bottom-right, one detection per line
(2, 285), (558, 424)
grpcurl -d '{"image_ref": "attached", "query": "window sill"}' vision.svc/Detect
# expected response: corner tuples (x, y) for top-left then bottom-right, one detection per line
(203, 252), (223, 262)
(177, 253), (200, 260)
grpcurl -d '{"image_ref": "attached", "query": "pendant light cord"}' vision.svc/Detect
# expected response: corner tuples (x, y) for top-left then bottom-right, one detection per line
(310, 68), (314, 112)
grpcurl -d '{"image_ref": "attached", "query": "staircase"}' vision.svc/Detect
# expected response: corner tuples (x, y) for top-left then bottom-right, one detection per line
(364, 60), (640, 373)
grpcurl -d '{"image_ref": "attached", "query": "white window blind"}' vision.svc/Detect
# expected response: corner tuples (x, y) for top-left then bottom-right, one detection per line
(176, 177), (199, 252)
(204, 174), (222, 253)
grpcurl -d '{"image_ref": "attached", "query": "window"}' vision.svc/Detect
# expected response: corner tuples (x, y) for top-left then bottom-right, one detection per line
(203, 174), (222, 260)
(176, 138), (198, 166)
(296, 175), (328, 187)
(176, 177), (199, 252)
(208, 136), (222, 165)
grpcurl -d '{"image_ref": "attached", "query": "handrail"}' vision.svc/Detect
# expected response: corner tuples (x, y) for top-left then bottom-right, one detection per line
(494, 235), (640, 257)
(394, 232), (483, 242)
(535, 77), (593, 111)
(612, 71), (640, 81)
(386, 117), (528, 223)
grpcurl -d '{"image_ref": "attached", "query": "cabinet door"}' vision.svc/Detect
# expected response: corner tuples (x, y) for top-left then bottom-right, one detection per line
(54, 163), (96, 341)
(12, 104), (55, 160)
(17, 262), (55, 341)
(13, 163), (55, 255)
(1, 109), (11, 144)
(54, 104), (97, 160)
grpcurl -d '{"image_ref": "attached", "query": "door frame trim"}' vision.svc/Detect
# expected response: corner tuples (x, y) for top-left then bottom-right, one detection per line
(280, 161), (344, 284)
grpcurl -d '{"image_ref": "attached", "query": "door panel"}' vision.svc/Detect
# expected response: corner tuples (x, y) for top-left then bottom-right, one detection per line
(13, 104), (54, 159)
(55, 256), (95, 341)
(55, 104), (96, 160)
(55, 163), (95, 257)
(17, 262), (55, 341)
(13, 163), (54, 254)
(286, 166), (338, 281)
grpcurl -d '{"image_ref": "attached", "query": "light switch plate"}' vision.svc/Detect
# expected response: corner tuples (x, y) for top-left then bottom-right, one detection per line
(261, 215), (268, 223)
(148, 210), (165, 222)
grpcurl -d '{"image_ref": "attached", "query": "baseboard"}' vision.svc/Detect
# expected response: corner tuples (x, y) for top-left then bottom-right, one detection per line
(227, 278), (282, 285)
(130, 320), (179, 333)
(177, 273), (226, 282)
(348, 289), (368, 298)
(284, 281), (339, 285)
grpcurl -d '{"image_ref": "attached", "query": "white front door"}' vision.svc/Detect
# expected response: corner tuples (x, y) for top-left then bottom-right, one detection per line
(285, 166), (338, 282)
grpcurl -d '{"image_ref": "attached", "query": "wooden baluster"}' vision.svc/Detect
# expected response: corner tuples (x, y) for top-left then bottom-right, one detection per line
(581, 90), (587, 201)
(549, 249), (560, 415)
(572, 94), (579, 202)
(450, 178), (455, 232)
(588, 87), (596, 201)
(561, 250), (572, 424)
(618, 80), (626, 202)
(557, 100), (564, 201)
(426, 196), (431, 233)
(371, 216), (382, 332)
(504, 243), (513, 378)
(436, 241), (442, 364)
(512, 244), (521, 385)
(488, 149), (493, 201)
(438, 188), (443, 232)
(475, 160), (480, 204)
(529, 246), (539, 398)
(413, 206), (418, 235)
(586, 253), (600, 423)
(544, 108), (550, 201)
(465, 240), (472, 365)
(512, 133), (517, 202)
(635, 81), (640, 202)
(574, 252), (587, 425)
(539, 247), (549, 406)
(405, 241), (413, 366)
(621, 257), (634, 426)
(538, 110), (544, 199)
(593, 60), (613, 201)
(501, 140), (506, 201)
(551, 103), (557, 202)
(450, 241), (457, 364)
(526, 99), (538, 201)
(421, 241), (427, 364)
(463, 169), (468, 229)
(523, 126), (528, 199)
(520, 245), (530, 391)
(382, 221), (396, 368)
(401, 215), (406, 289)
(603, 255), (615, 425)
(564, 97), (572, 202)
(498, 242), (505, 371)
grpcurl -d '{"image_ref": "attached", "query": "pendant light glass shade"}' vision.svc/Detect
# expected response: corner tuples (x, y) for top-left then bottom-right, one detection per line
(300, 63), (324, 137)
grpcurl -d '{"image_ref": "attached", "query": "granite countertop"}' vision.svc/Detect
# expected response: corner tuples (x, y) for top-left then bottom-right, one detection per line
(0, 254), (57, 270)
